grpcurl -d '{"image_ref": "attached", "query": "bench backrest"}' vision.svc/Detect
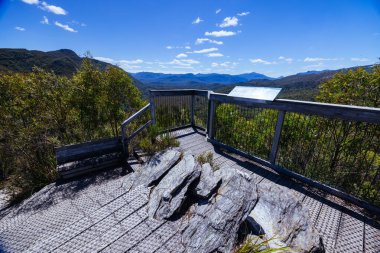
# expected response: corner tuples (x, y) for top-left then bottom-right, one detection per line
(55, 137), (122, 164)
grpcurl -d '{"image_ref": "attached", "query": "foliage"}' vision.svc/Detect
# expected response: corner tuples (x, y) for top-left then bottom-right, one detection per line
(196, 152), (219, 171)
(317, 66), (380, 107)
(138, 125), (179, 155)
(155, 97), (191, 130)
(235, 236), (289, 253)
(0, 59), (143, 202)
(212, 65), (380, 206)
(215, 104), (277, 160)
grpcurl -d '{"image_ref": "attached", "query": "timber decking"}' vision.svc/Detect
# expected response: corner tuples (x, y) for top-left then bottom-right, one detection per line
(0, 127), (379, 252)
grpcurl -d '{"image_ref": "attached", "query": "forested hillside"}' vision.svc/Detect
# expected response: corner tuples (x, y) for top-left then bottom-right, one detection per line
(0, 48), (145, 91)
(0, 58), (144, 202)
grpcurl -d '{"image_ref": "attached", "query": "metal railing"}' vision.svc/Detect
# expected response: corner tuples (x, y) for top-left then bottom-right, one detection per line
(121, 103), (152, 156)
(149, 90), (209, 131)
(148, 89), (380, 213)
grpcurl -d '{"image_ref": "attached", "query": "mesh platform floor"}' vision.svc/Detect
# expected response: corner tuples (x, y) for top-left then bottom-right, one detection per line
(0, 127), (379, 253)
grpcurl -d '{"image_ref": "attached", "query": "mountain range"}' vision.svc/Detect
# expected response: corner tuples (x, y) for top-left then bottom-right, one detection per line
(0, 48), (373, 101)
(131, 71), (275, 85)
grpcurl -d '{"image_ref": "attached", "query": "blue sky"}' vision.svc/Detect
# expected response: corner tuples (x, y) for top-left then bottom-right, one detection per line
(1, 0), (380, 77)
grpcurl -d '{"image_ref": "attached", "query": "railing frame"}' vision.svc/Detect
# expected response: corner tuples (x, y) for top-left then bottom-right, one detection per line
(147, 89), (380, 214)
(121, 103), (152, 158)
(150, 89), (210, 131)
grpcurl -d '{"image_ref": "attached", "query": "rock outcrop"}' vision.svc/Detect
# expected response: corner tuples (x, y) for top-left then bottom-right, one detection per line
(148, 153), (200, 219)
(194, 163), (222, 198)
(140, 149), (324, 253)
(249, 181), (324, 252)
(181, 166), (258, 253)
(128, 148), (181, 190)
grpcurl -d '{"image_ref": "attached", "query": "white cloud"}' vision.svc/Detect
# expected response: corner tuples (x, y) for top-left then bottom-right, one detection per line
(120, 59), (144, 64)
(40, 16), (49, 24)
(304, 57), (338, 62)
(181, 59), (200, 64)
(191, 48), (218, 54)
(192, 17), (203, 24)
(250, 58), (275, 65)
(54, 21), (77, 32)
(219, 16), (238, 28)
(211, 62), (219, 67)
(216, 9), (221, 14)
(195, 38), (223, 45)
(167, 45), (191, 50)
(176, 53), (188, 58)
(72, 20), (87, 27)
(40, 2), (67, 15)
(303, 62), (324, 70)
(167, 59), (199, 66)
(15, 26), (25, 31)
(207, 53), (223, 57)
(219, 61), (238, 68)
(94, 57), (144, 67)
(22, 0), (39, 4)
(237, 12), (250, 16)
(94, 57), (115, 64)
(351, 57), (370, 62)
(205, 30), (236, 37)
(278, 56), (293, 63)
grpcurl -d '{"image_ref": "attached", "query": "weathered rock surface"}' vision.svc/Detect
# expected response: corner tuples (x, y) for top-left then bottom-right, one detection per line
(195, 163), (222, 198)
(249, 181), (324, 253)
(128, 148), (181, 190)
(181, 166), (258, 253)
(138, 149), (323, 253)
(148, 153), (200, 219)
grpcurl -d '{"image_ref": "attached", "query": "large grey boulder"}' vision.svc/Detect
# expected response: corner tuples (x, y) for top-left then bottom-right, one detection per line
(249, 181), (324, 253)
(148, 153), (200, 220)
(127, 148), (181, 190)
(195, 163), (222, 198)
(181, 166), (258, 253)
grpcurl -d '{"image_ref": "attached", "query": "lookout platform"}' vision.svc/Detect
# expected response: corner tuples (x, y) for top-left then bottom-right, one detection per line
(0, 127), (379, 253)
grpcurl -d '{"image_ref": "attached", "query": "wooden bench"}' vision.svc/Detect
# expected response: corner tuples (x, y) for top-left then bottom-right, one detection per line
(55, 137), (124, 179)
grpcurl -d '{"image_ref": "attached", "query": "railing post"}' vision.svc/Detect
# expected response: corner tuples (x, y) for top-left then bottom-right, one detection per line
(121, 125), (129, 173)
(207, 92), (216, 139)
(149, 91), (156, 125)
(270, 110), (286, 164)
(191, 94), (195, 126)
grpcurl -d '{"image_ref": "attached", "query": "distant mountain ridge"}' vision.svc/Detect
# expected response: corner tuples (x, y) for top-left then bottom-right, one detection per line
(0, 48), (111, 76)
(131, 71), (275, 85)
(0, 48), (145, 90)
(0, 48), (374, 101)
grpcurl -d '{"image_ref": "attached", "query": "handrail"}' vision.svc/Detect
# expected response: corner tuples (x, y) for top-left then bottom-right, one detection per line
(150, 89), (209, 97)
(121, 103), (151, 127)
(210, 93), (380, 124)
(148, 88), (380, 213)
(121, 103), (151, 155)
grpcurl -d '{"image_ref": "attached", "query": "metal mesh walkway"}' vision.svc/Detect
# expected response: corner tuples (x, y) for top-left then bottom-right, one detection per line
(0, 127), (379, 252)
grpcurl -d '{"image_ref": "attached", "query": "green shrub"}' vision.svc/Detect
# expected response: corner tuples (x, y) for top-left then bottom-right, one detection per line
(197, 151), (219, 171)
(139, 125), (179, 155)
(235, 236), (289, 253)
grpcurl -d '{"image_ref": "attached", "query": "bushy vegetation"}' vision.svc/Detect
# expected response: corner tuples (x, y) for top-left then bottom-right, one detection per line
(0, 58), (143, 202)
(138, 125), (179, 155)
(197, 152), (219, 171)
(235, 236), (288, 253)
